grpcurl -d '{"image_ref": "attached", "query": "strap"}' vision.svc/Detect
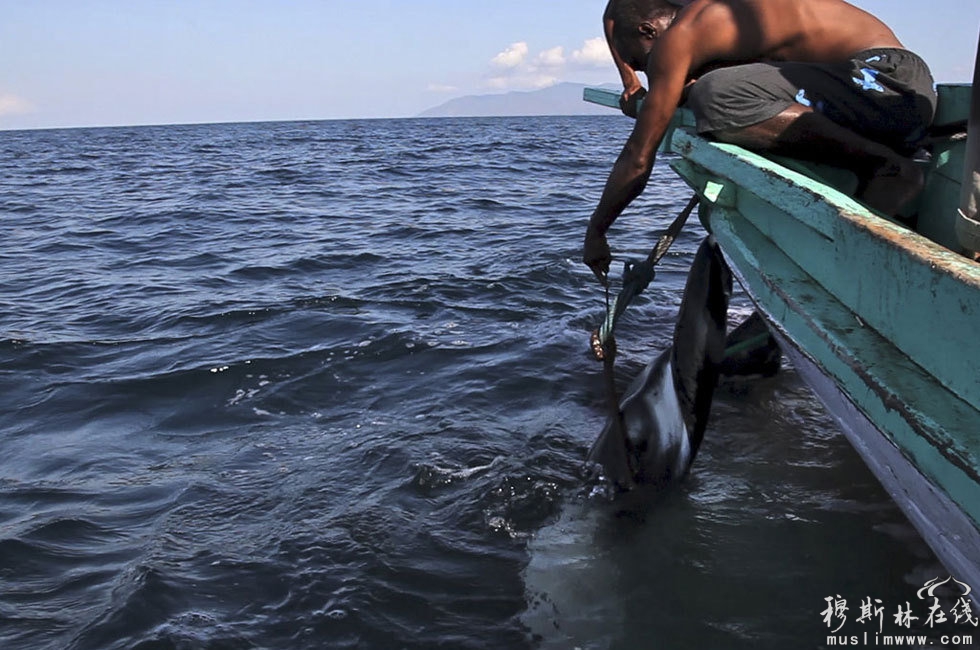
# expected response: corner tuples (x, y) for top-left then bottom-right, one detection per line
(593, 194), (700, 356)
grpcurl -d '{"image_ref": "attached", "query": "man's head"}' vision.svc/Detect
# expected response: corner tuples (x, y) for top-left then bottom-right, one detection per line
(605, 0), (682, 71)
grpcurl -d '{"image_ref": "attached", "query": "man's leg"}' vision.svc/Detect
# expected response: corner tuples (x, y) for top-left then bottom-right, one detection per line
(711, 103), (923, 217)
(686, 63), (926, 218)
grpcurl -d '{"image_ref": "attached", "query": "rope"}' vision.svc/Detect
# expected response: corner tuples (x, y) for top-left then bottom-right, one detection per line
(592, 194), (700, 358)
(599, 285), (635, 487)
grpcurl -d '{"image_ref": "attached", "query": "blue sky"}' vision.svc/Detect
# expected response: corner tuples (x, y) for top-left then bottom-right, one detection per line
(1, 1), (977, 130)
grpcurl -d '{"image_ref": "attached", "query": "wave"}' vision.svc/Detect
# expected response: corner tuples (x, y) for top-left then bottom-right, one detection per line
(0, 115), (926, 650)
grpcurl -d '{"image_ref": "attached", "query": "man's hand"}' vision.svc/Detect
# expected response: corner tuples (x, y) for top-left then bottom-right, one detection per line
(584, 225), (611, 286)
(619, 85), (647, 119)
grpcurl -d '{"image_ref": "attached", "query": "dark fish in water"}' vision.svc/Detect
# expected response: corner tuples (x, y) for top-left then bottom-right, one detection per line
(588, 235), (733, 489)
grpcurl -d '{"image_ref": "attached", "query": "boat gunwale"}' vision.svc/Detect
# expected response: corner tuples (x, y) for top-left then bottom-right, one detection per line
(668, 127), (980, 287)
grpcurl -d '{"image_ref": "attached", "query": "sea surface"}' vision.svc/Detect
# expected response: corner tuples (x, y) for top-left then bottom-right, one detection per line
(0, 116), (954, 649)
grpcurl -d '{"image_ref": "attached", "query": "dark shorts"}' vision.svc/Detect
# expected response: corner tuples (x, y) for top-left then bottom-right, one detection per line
(686, 48), (938, 148)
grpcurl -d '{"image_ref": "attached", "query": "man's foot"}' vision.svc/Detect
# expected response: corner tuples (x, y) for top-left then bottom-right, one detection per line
(858, 157), (924, 218)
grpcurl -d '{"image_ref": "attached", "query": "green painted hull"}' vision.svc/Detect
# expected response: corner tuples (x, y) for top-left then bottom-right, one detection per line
(584, 86), (980, 583)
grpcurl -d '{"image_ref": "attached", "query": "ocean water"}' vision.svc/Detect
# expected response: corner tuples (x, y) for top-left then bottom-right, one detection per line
(0, 116), (950, 649)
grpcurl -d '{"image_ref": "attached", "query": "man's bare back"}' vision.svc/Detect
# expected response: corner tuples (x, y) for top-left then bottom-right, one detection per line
(585, 0), (937, 284)
(684, 0), (903, 65)
(638, 0), (907, 82)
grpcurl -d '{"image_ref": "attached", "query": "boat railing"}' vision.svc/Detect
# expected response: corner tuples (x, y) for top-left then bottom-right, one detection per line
(583, 83), (978, 261)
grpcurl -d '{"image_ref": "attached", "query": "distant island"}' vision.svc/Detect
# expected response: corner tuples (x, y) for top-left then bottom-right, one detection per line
(418, 82), (622, 118)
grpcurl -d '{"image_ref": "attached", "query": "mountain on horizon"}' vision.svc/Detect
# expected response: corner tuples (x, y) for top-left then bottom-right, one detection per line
(417, 82), (621, 118)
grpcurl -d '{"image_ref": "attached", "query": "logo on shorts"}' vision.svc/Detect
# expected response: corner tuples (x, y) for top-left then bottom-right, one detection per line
(853, 67), (885, 93)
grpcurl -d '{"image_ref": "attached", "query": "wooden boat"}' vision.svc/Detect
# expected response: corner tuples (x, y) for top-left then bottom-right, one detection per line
(583, 55), (980, 586)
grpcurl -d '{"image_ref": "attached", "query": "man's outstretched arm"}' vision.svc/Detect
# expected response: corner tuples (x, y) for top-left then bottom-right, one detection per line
(584, 28), (695, 284)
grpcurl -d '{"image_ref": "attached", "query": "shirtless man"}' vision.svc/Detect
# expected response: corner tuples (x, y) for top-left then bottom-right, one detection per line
(586, 0), (937, 285)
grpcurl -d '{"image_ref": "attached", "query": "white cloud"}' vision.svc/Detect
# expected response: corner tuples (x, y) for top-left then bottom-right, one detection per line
(536, 46), (566, 68)
(484, 73), (558, 92)
(492, 42), (529, 69)
(427, 83), (458, 93)
(529, 75), (559, 89)
(571, 37), (611, 67)
(481, 36), (612, 92)
(0, 94), (32, 117)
